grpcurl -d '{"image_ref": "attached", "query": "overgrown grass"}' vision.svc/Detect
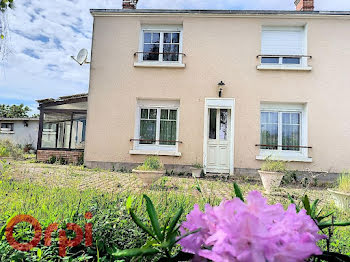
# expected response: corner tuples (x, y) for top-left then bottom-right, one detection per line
(0, 162), (350, 260)
(338, 170), (350, 193)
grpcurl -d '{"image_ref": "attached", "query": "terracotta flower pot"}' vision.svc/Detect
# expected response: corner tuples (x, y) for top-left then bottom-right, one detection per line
(258, 170), (284, 194)
(132, 169), (165, 187)
(191, 168), (202, 178)
(328, 188), (350, 211)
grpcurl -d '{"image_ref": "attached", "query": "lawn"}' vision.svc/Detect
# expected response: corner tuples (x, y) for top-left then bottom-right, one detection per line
(0, 160), (349, 261)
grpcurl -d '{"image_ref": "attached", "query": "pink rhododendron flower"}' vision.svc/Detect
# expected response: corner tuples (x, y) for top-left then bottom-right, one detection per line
(179, 191), (325, 262)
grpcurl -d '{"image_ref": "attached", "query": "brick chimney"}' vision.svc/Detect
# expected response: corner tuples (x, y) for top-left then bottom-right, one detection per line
(122, 0), (138, 9)
(295, 0), (314, 11)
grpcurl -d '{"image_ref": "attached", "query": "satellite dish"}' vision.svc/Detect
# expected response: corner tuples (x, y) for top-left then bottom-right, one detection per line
(71, 48), (90, 65)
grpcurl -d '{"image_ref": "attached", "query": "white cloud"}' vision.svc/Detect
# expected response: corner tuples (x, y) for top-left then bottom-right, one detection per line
(0, 0), (349, 108)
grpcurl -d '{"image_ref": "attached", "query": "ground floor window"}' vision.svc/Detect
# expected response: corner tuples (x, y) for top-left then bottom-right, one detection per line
(0, 123), (14, 133)
(259, 103), (308, 160)
(139, 108), (177, 145)
(41, 111), (86, 150)
(261, 111), (301, 151)
(134, 100), (180, 153)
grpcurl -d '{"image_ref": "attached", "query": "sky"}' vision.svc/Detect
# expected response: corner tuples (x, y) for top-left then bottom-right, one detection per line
(1, 0), (350, 115)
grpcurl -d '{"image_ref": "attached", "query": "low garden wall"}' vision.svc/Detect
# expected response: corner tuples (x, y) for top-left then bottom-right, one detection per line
(37, 150), (83, 164)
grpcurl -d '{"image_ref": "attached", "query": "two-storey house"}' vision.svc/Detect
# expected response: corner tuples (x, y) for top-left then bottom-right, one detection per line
(84, 0), (350, 176)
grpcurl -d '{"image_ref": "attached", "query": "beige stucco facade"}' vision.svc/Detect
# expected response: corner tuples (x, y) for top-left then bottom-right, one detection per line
(85, 10), (350, 174)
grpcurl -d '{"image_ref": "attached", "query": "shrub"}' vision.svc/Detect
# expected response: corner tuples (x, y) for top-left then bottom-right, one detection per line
(136, 156), (164, 171)
(0, 140), (23, 159)
(260, 157), (287, 173)
(192, 163), (203, 169)
(23, 144), (34, 153)
(58, 157), (67, 165)
(48, 155), (57, 164)
(77, 153), (84, 166)
(338, 170), (350, 193)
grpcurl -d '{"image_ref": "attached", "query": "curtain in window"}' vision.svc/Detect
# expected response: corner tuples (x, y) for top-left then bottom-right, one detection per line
(282, 112), (300, 151)
(140, 109), (157, 144)
(160, 109), (176, 145)
(260, 112), (278, 149)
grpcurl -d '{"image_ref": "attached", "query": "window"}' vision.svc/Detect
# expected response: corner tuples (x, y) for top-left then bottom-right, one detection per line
(139, 108), (178, 145)
(41, 112), (86, 150)
(258, 103), (311, 162)
(132, 100), (180, 155)
(259, 26), (308, 68)
(260, 111), (301, 151)
(0, 123), (14, 133)
(139, 26), (183, 64)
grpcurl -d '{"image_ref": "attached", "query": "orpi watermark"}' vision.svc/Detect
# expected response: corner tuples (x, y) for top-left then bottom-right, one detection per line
(5, 212), (93, 257)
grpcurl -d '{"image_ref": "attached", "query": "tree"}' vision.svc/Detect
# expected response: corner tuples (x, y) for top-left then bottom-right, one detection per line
(0, 0), (14, 12)
(0, 104), (31, 118)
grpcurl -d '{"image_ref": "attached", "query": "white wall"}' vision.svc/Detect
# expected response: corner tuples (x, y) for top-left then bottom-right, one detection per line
(0, 120), (39, 149)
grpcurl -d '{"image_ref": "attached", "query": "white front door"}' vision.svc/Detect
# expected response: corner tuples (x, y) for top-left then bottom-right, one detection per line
(206, 108), (231, 173)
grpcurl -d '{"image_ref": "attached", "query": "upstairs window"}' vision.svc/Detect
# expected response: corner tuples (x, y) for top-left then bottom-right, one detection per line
(259, 26), (308, 68)
(139, 26), (183, 64)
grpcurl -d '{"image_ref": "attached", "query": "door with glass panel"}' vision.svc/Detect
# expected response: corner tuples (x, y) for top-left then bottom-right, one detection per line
(207, 108), (231, 173)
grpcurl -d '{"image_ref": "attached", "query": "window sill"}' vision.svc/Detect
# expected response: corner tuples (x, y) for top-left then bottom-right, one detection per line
(134, 62), (186, 68)
(0, 131), (14, 134)
(257, 65), (312, 71)
(256, 155), (312, 163)
(129, 149), (181, 157)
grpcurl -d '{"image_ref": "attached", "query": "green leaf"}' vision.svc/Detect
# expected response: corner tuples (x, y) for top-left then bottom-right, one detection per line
(36, 248), (42, 259)
(0, 215), (15, 240)
(112, 247), (159, 258)
(175, 228), (201, 244)
(126, 196), (133, 211)
(312, 251), (350, 261)
(143, 195), (163, 241)
(129, 209), (157, 240)
(233, 183), (244, 202)
(162, 216), (171, 240)
(310, 199), (319, 217)
(288, 194), (301, 212)
(316, 211), (334, 223)
(166, 207), (183, 240)
(318, 221), (350, 230)
(302, 195), (311, 215)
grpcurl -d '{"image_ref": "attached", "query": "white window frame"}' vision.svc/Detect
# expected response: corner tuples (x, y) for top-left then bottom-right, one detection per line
(257, 103), (312, 162)
(0, 122), (14, 134)
(130, 99), (181, 156)
(258, 26), (311, 71)
(136, 25), (184, 66)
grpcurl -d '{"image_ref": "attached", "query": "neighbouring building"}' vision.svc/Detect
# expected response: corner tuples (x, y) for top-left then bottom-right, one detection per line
(36, 94), (87, 163)
(84, 0), (350, 175)
(0, 118), (39, 149)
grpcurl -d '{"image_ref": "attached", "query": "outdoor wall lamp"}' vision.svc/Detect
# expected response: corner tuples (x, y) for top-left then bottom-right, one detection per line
(217, 81), (225, 97)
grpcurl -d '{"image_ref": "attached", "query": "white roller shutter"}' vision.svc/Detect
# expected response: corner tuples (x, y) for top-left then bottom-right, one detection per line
(261, 27), (305, 55)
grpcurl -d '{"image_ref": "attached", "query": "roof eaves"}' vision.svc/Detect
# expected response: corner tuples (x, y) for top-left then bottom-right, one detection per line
(90, 9), (350, 16)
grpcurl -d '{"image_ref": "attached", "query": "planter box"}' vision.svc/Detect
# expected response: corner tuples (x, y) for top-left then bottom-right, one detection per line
(258, 170), (284, 194)
(191, 168), (202, 178)
(132, 169), (165, 187)
(328, 189), (350, 211)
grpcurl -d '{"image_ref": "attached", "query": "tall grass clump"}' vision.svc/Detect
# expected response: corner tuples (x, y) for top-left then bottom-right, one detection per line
(261, 157), (287, 173)
(0, 139), (23, 159)
(136, 156), (164, 171)
(338, 170), (350, 193)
